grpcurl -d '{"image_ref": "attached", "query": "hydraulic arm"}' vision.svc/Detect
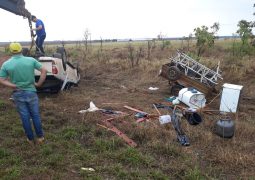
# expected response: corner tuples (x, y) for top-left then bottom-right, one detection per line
(0, 0), (30, 18)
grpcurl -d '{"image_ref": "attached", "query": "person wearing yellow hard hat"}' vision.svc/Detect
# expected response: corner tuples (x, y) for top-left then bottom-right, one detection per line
(9, 42), (23, 54)
(0, 42), (47, 145)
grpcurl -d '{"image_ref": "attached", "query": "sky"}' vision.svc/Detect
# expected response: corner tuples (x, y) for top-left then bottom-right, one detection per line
(0, 0), (254, 41)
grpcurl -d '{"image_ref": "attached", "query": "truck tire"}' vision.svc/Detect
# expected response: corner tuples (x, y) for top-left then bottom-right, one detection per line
(168, 66), (180, 81)
(56, 47), (67, 70)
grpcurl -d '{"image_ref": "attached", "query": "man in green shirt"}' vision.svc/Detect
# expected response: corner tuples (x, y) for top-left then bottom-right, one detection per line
(0, 42), (47, 145)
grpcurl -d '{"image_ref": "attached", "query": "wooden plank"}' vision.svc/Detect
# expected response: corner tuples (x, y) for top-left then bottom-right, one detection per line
(153, 104), (161, 115)
(102, 120), (137, 148)
(124, 105), (147, 114)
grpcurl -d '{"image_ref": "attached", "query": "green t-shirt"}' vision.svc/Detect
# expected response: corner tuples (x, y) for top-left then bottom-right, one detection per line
(0, 54), (42, 92)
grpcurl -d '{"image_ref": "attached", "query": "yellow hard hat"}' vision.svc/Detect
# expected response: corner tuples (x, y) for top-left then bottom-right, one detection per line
(9, 42), (22, 54)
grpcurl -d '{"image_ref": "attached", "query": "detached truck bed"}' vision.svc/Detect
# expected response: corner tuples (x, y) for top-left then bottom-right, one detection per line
(159, 51), (223, 95)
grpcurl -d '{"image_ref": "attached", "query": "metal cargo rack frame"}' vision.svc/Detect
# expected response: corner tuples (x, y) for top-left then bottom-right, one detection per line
(160, 50), (223, 95)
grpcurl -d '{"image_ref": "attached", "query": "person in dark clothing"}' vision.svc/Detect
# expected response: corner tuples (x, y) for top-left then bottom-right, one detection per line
(31, 15), (46, 54)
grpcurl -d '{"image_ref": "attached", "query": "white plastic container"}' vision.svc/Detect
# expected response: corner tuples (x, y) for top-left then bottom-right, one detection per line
(159, 115), (171, 124)
(220, 83), (243, 113)
(178, 88), (206, 109)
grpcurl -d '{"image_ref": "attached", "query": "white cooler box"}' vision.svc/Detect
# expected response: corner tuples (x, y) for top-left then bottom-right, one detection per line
(178, 88), (206, 109)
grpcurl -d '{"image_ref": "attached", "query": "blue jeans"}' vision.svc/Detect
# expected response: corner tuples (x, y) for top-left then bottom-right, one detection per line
(12, 90), (44, 140)
(36, 34), (46, 54)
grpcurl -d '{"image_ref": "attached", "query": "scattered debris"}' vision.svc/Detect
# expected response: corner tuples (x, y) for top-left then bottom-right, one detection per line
(153, 103), (173, 110)
(165, 96), (177, 102)
(178, 88), (206, 109)
(165, 96), (180, 105)
(183, 112), (202, 125)
(125, 104), (193, 146)
(98, 118), (137, 147)
(124, 105), (147, 114)
(102, 102), (128, 105)
(75, 54), (245, 149)
(172, 98), (180, 105)
(101, 109), (123, 115)
(81, 167), (95, 172)
(135, 112), (148, 118)
(153, 104), (161, 115)
(152, 104), (172, 125)
(80, 81), (239, 147)
(124, 105), (158, 123)
(159, 115), (171, 125)
(171, 107), (190, 146)
(148, 87), (159, 91)
(79, 101), (101, 113)
(120, 85), (127, 89)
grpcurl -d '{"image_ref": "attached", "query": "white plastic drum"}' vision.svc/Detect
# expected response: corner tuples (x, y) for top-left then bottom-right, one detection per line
(178, 88), (206, 109)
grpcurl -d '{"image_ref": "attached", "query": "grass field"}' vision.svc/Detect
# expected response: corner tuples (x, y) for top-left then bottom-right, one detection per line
(0, 39), (255, 179)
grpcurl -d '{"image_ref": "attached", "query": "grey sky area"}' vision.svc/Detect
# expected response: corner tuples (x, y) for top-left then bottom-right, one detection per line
(0, 0), (254, 41)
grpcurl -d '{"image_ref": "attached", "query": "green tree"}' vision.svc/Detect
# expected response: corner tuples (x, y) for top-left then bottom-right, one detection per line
(236, 20), (253, 45)
(193, 23), (219, 57)
(211, 22), (220, 34)
(236, 20), (254, 56)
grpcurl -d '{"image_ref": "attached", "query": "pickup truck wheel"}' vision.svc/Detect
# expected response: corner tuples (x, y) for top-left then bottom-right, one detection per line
(168, 66), (180, 81)
(56, 47), (67, 70)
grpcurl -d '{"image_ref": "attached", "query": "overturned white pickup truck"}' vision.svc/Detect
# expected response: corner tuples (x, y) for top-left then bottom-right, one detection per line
(33, 47), (80, 93)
